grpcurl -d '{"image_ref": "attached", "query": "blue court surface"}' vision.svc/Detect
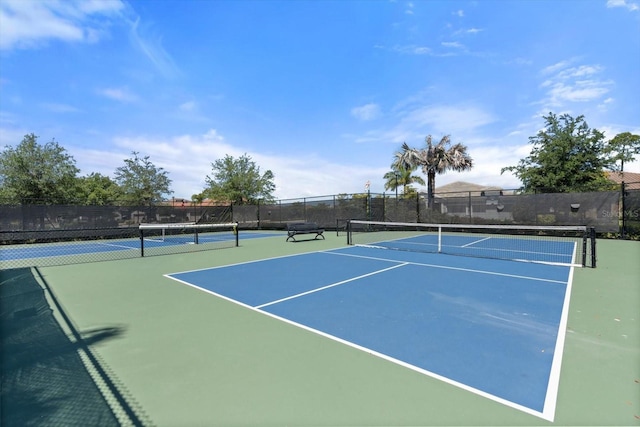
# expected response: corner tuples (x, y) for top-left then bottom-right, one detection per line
(167, 246), (575, 421)
(1, 231), (281, 261)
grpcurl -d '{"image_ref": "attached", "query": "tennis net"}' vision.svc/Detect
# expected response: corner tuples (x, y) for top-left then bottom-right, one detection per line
(139, 222), (238, 257)
(347, 220), (596, 267)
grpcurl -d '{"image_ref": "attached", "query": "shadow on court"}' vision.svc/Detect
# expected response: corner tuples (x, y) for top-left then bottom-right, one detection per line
(0, 267), (149, 426)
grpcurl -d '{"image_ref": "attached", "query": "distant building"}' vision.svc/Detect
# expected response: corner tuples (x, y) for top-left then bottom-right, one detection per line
(434, 181), (510, 197)
(433, 181), (511, 220)
(605, 171), (640, 190)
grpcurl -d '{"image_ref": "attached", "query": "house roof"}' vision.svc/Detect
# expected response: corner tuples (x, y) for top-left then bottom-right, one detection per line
(606, 171), (640, 189)
(158, 198), (228, 207)
(434, 181), (504, 197)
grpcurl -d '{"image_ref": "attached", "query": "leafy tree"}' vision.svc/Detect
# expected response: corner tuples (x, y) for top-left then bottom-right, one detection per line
(77, 173), (122, 205)
(383, 165), (425, 197)
(605, 132), (640, 172)
(395, 135), (473, 207)
(114, 151), (173, 205)
(501, 113), (614, 193)
(0, 133), (80, 204)
(203, 154), (275, 204)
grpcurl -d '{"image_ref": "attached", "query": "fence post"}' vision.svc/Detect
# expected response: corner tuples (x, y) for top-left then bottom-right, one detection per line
(621, 182), (626, 239)
(382, 192), (386, 222)
(590, 227), (597, 267)
(257, 199), (261, 228)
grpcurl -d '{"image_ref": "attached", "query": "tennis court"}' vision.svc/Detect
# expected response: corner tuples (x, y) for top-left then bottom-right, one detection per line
(167, 245), (573, 420)
(0, 224), (280, 266)
(1, 226), (638, 426)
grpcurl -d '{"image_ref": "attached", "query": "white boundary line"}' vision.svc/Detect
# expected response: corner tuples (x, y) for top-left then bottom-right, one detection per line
(540, 242), (577, 421)
(327, 250), (568, 285)
(461, 236), (492, 247)
(94, 242), (139, 250)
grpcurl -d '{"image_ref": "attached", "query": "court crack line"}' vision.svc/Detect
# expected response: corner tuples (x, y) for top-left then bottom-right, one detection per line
(254, 262), (409, 309)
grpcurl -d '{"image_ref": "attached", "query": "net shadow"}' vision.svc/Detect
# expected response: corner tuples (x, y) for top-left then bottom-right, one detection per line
(0, 267), (150, 426)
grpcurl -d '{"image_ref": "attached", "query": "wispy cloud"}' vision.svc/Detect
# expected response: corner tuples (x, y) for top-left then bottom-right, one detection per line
(128, 17), (180, 78)
(541, 59), (575, 75)
(97, 87), (138, 103)
(179, 101), (197, 112)
(538, 61), (612, 108)
(0, 0), (126, 50)
(352, 101), (496, 145)
(607, 0), (639, 11)
(442, 41), (465, 49)
(452, 27), (484, 37)
(351, 103), (382, 121)
(405, 2), (415, 15)
(40, 103), (81, 113)
(378, 44), (432, 55)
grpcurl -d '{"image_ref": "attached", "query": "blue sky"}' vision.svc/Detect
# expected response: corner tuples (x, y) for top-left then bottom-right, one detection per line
(1, 0), (639, 200)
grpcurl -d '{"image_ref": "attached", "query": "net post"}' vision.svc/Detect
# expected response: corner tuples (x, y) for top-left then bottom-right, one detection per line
(346, 220), (352, 245)
(195, 228), (199, 244)
(139, 227), (145, 257)
(234, 223), (239, 247)
(437, 226), (442, 253)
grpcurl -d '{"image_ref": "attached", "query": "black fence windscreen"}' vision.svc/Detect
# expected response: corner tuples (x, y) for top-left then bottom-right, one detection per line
(1, 184), (637, 268)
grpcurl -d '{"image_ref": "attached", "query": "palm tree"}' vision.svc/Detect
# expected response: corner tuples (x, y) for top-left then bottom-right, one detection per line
(383, 166), (425, 197)
(395, 135), (473, 208)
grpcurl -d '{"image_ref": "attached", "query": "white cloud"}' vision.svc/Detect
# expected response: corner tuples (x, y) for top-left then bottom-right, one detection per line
(72, 129), (387, 199)
(128, 17), (180, 78)
(40, 103), (81, 113)
(388, 44), (432, 55)
(351, 103), (381, 121)
(540, 59), (575, 76)
(97, 87), (138, 103)
(452, 27), (483, 37)
(179, 101), (197, 112)
(352, 103), (496, 146)
(607, 0), (640, 11)
(537, 61), (612, 109)
(557, 65), (603, 79)
(405, 2), (414, 15)
(442, 41), (464, 49)
(546, 81), (611, 103)
(0, 0), (125, 50)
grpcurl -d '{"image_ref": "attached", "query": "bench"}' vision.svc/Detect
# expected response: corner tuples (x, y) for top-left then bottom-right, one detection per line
(286, 222), (325, 242)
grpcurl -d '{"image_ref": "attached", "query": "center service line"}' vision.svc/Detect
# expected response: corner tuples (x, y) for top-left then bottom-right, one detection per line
(254, 262), (409, 309)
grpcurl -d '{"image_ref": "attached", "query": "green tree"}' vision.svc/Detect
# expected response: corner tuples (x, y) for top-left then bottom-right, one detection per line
(114, 151), (173, 205)
(395, 135), (473, 208)
(77, 173), (122, 205)
(501, 113), (614, 193)
(605, 132), (640, 172)
(203, 154), (275, 204)
(383, 166), (425, 197)
(0, 133), (80, 204)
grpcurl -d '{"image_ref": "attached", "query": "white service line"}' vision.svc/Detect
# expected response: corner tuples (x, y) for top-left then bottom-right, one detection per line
(255, 262), (409, 309)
